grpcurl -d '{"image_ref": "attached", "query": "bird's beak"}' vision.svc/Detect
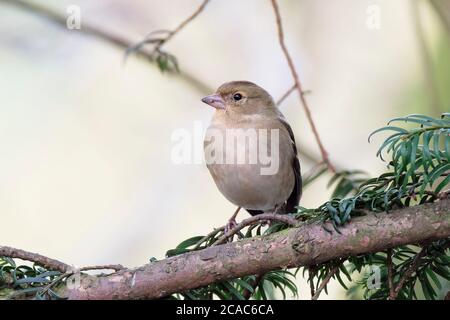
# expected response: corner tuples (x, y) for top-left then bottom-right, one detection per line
(201, 94), (226, 110)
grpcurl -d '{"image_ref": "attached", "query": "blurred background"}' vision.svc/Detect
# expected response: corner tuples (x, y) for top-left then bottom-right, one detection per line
(0, 0), (449, 299)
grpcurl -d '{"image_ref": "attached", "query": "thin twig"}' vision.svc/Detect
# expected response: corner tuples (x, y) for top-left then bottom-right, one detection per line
(391, 246), (428, 299)
(276, 83), (296, 105)
(157, 0), (210, 50)
(79, 264), (125, 272)
(429, 0), (450, 37)
(38, 264), (125, 298)
(193, 226), (225, 250)
(308, 267), (317, 298)
(242, 274), (264, 299)
(311, 260), (344, 300)
(386, 248), (395, 299)
(0, 246), (71, 273)
(214, 213), (299, 246)
(270, 0), (335, 173)
(0, 0), (212, 94)
(129, 0), (210, 54)
(277, 85), (311, 106)
(0, 246), (124, 274)
(410, 0), (442, 116)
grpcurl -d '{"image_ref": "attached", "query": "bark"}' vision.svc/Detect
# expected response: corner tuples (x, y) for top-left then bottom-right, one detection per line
(431, 0), (450, 35)
(50, 199), (450, 300)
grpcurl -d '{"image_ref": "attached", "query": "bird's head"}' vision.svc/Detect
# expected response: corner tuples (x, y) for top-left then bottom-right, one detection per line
(201, 81), (276, 115)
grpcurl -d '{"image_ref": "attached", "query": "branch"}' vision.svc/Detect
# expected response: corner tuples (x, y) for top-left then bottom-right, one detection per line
(156, 0), (210, 50)
(2, 199), (447, 299)
(308, 267), (317, 297)
(270, 0), (336, 173)
(430, 0), (450, 36)
(0, 246), (71, 273)
(242, 274), (263, 299)
(0, 0), (211, 94)
(214, 213), (299, 245)
(410, 0), (442, 115)
(391, 246), (428, 299)
(0, 246), (125, 283)
(276, 83), (296, 105)
(311, 260), (344, 300)
(386, 248), (395, 299)
(126, 0), (210, 65)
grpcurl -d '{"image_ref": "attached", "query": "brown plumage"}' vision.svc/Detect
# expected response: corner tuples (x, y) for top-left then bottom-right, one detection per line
(202, 81), (302, 217)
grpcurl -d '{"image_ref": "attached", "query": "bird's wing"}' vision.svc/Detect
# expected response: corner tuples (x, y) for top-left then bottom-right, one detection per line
(277, 114), (302, 213)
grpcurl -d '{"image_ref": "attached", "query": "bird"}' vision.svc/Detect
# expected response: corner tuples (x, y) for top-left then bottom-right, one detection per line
(201, 81), (302, 227)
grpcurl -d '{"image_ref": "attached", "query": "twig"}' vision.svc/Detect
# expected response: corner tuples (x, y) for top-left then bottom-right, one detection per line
(429, 0), (450, 37)
(128, 0), (210, 55)
(391, 246), (428, 299)
(242, 274), (264, 299)
(0, 246), (71, 273)
(214, 213), (299, 246)
(308, 267), (317, 298)
(0, 0), (212, 94)
(276, 83), (296, 105)
(410, 0), (442, 116)
(0, 246), (125, 299)
(386, 248), (395, 299)
(0, 246), (125, 274)
(193, 226), (225, 250)
(157, 0), (210, 51)
(38, 264), (125, 298)
(270, 0), (335, 173)
(276, 84), (312, 106)
(78, 264), (125, 272)
(311, 260), (344, 300)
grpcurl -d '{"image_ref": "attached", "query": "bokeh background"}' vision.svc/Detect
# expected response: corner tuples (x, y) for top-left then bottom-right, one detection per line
(1, 0), (449, 299)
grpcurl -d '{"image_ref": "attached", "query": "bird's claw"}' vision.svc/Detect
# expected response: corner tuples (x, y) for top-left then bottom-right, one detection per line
(225, 218), (238, 235)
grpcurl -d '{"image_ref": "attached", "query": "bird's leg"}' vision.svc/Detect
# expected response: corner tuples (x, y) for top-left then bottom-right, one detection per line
(225, 206), (241, 235)
(266, 205), (281, 226)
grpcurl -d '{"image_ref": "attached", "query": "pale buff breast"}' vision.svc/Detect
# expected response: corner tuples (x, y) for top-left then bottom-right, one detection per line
(204, 114), (295, 211)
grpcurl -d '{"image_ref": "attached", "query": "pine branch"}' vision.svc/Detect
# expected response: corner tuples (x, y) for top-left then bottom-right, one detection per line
(2, 199), (448, 300)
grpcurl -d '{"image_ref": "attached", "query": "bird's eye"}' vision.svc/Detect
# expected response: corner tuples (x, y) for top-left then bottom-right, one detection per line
(233, 93), (243, 101)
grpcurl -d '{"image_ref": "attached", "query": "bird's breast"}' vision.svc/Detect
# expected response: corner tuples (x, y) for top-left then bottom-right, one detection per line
(204, 118), (295, 211)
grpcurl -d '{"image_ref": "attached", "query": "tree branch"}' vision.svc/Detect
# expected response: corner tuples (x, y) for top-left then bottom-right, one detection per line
(311, 260), (344, 300)
(410, 0), (442, 116)
(391, 246), (428, 299)
(0, 0), (212, 94)
(242, 274), (263, 300)
(387, 248), (395, 299)
(276, 83), (296, 105)
(0, 246), (71, 273)
(430, 0), (450, 37)
(3, 199), (448, 299)
(214, 213), (299, 245)
(156, 0), (210, 50)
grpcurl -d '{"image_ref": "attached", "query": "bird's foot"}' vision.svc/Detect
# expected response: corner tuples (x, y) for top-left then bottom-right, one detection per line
(225, 218), (238, 235)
